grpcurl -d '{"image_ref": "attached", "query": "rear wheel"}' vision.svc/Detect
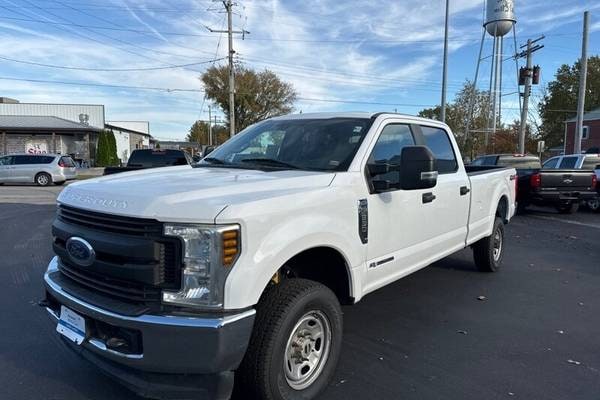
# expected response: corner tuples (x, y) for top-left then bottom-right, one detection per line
(556, 202), (579, 214)
(473, 217), (504, 272)
(35, 172), (52, 186)
(586, 198), (600, 213)
(236, 279), (343, 400)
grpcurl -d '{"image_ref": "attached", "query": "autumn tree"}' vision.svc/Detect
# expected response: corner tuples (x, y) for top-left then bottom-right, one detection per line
(186, 120), (229, 145)
(201, 65), (297, 132)
(539, 55), (600, 148)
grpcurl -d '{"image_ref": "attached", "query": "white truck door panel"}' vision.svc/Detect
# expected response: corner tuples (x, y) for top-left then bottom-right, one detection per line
(417, 125), (470, 257)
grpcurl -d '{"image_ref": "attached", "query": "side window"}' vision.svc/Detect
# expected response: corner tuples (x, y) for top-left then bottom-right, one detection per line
(0, 156), (12, 166)
(542, 157), (559, 169)
(559, 157), (578, 169)
(470, 157), (484, 166)
(582, 157), (600, 170)
(420, 126), (458, 174)
(369, 124), (415, 184)
(13, 156), (29, 165)
(370, 124), (415, 164)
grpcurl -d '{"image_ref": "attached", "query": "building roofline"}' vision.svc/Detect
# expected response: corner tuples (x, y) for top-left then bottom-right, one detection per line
(105, 123), (151, 137)
(0, 102), (105, 107)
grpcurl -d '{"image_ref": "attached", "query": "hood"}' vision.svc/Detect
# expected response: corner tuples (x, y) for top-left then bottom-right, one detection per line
(58, 166), (335, 222)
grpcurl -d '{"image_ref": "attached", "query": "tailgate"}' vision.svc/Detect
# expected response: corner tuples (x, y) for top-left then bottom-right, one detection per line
(539, 170), (595, 190)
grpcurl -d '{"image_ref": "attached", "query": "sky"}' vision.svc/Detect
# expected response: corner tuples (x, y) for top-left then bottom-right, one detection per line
(0, 0), (598, 140)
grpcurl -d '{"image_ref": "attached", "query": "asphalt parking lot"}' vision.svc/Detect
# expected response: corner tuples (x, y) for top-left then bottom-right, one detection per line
(1, 185), (599, 400)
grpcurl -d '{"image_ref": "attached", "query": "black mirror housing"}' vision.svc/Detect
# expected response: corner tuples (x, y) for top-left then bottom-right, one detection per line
(399, 146), (438, 190)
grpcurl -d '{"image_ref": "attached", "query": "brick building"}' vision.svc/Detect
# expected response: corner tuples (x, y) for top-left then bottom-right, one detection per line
(564, 108), (600, 154)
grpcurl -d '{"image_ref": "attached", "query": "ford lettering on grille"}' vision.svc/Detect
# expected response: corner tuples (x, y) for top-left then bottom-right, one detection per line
(66, 237), (96, 267)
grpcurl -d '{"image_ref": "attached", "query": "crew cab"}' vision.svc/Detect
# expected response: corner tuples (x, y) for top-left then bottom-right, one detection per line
(471, 153), (597, 213)
(103, 149), (193, 175)
(542, 153), (600, 212)
(42, 113), (516, 400)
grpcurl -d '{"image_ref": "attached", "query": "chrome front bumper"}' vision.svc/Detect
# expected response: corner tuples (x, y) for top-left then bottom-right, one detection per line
(43, 256), (255, 374)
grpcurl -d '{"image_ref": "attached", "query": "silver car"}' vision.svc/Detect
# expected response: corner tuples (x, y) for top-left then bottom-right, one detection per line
(0, 154), (77, 186)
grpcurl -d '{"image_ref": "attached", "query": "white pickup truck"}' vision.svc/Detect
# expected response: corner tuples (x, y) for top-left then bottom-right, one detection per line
(42, 112), (516, 400)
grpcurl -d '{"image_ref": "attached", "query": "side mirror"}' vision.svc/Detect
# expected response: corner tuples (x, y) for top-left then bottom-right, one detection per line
(399, 146), (438, 190)
(203, 146), (216, 157)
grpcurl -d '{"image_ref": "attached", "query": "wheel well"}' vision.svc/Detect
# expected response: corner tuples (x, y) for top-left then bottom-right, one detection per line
(496, 196), (508, 223)
(277, 247), (353, 305)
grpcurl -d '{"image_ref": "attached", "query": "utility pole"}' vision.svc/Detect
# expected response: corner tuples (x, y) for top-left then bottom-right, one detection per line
(440, 0), (449, 123)
(208, 105), (213, 146)
(574, 11), (590, 155)
(517, 36), (544, 154)
(206, 1), (249, 138)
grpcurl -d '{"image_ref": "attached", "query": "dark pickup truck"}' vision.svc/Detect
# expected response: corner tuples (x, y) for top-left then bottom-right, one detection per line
(103, 149), (193, 176)
(470, 154), (597, 213)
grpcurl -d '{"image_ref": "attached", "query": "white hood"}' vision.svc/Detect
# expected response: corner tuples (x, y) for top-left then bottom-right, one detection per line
(58, 166), (335, 222)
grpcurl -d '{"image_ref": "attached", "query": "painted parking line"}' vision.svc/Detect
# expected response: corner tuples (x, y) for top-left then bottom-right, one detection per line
(528, 214), (600, 230)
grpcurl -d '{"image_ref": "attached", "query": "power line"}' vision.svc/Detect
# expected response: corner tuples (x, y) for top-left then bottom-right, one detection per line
(0, 76), (204, 92)
(0, 14), (579, 44)
(0, 55), (226, 71)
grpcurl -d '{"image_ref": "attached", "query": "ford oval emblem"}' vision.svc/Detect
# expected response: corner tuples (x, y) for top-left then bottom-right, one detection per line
(66, 237), (96, 267)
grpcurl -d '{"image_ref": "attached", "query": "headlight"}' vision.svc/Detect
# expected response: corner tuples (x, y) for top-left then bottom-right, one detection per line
(163, 224), (240, 309)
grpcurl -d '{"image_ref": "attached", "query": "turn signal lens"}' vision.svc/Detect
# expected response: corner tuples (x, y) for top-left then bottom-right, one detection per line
(222, 229), (239, 266)
(592, 174), (597, 190)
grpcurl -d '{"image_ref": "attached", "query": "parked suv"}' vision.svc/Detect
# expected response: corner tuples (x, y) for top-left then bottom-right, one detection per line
(0, 154), (77, 186)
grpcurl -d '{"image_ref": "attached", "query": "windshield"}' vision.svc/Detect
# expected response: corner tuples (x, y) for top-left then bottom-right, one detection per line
(198, 118), (372, 171)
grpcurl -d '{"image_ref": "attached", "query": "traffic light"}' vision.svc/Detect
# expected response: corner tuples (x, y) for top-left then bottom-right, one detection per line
(532, 66), (541, 85)
(519, 67), (527, 86)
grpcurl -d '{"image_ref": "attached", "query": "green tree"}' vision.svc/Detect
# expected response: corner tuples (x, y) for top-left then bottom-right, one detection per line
(201, 64), (298, 132)
(95, 130), (119, 167)
(186, 120), (229, 145)
(418, 81), (492, 157)
(539, 55), (600, 148)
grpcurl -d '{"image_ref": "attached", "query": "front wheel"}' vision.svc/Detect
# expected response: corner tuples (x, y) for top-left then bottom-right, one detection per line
(473, 217), (505, 272)
(236, 279), (343, 400)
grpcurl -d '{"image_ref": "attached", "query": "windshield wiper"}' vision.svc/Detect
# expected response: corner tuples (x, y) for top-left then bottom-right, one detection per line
(240, 158), (300, 169)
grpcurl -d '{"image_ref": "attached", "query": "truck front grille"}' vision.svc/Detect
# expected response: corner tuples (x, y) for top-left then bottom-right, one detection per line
(53, 205), (183, 308)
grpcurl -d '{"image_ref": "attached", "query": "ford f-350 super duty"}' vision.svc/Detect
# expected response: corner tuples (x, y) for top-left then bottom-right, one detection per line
(42, 112), (517, 400)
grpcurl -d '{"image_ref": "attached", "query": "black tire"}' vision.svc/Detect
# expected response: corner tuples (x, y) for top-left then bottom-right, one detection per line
(35, 172), (52, 186)
(586, 198), (600, 213)
(473, 217), (504, 272)
(236, 278), (343, 400)
(556, 202), (579, 214)
(53, 181), (66, 186)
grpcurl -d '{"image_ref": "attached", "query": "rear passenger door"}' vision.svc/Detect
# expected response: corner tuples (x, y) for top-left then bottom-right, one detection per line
(417, 125), (471, 257)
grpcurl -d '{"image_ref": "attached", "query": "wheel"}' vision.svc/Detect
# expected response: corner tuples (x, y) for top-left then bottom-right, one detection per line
(473, 217), (504, 272)
(35, 172), (52, 186)
(586, 198), (600, 213)
(556, 202), (579, 214)
(236, 279), (343, 400)
(53, 181), (66, 186)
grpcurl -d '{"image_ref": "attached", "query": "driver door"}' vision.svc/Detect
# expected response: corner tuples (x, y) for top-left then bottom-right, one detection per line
(0, 156), (15, 182)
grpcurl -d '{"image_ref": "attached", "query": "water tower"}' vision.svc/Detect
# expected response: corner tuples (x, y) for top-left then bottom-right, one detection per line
(467, 0), (518, 147)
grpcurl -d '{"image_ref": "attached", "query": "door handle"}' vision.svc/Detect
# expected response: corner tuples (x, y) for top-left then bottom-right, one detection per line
(460, 186), (470, 196)
(422, 192), (436, 203)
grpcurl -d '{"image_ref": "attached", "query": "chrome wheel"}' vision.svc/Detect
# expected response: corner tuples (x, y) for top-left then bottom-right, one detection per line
(36, 174), (49, 185)
(588, 199), (600, 211)
(492, 228), (503, 262)
(284, 310), (332, 391)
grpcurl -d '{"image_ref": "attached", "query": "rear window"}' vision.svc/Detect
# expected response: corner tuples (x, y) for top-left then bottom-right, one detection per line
(59, 156), (76, 167)
(542, 158), (559, 168)
(14, 155), (55, 165)
(497, 156), (541, 169)
(559, 157), (578, 169)
(127, 150), (189, 167)
(582, 157), (600, 170)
